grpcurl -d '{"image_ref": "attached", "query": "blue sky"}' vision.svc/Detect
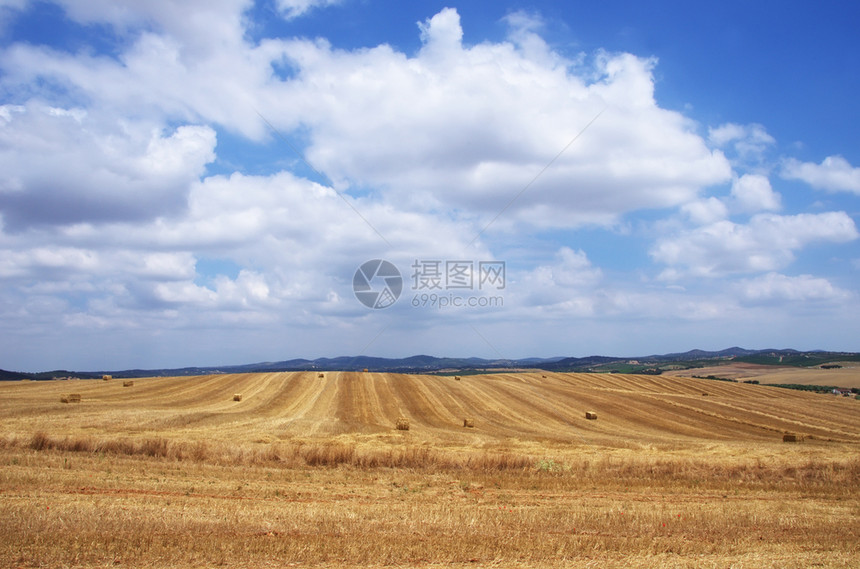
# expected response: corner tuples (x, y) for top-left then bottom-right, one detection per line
(1, 1), (859, 371)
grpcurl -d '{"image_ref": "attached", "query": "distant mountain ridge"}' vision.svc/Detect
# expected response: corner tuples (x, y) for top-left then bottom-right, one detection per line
(1, 348), (858, 380)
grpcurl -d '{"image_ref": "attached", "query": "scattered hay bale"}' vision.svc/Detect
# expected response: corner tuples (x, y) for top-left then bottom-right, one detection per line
(233, 394), (243, 402)
(122, 380), (134, 387)
(395, 417), (410, 431)
(61, 393), (82, 404)
(463, 418), (474, 428)
(454, 376), (461, 381)
(783, 433), (803, 443)
(102, 374), (112, 380)
(585, 411), (598, 420)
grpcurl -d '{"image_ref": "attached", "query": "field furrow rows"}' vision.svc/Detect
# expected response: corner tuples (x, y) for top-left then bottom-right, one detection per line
(2, 371), (859, 447)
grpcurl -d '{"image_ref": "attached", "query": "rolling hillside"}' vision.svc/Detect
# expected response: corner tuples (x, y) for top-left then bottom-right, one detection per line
(2, 371), (858, 449)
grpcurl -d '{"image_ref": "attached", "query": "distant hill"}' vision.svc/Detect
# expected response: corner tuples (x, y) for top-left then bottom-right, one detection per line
(0, 369), (100, 381)
(649, 347), (765, 360)
(1, 348), (858, 380)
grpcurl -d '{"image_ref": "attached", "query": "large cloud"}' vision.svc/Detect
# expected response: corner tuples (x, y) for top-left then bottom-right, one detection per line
(0, 164), (498, 341)
(0, 6), (732, 231)
(0, 104), (215, 229)
(737, 272), (851, 304)
(651, 212), (858, 278)
(271, 9), (731, 229)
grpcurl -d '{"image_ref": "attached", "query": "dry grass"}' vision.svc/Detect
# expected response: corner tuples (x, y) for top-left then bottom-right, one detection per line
(4, 432), (859, 486)
(0, 440), (858, 568)
(1, 432), (543, 471)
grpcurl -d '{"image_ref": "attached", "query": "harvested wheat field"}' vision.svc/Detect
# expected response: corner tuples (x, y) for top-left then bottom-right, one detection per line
(1, 371), (858, 568)
(665, 362), (860, 388)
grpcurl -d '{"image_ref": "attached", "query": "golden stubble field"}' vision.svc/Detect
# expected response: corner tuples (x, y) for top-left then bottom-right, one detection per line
(664, 362), (860, 388)
(1, 371), (858, 568)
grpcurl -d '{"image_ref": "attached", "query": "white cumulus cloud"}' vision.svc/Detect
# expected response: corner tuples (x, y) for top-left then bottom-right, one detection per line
(652, 211), (858, 278)
(0, 104), (216, 228)
(515, 247), (602, 316)
(263, 9), (732, 231)
(729, 174), (781, 213)
(738, 272), (851, 304)
(782, 155), (860, 194)
(0, 6), (733, 232)
(708, 122), (775, 166)
(681, 197), (729, 224)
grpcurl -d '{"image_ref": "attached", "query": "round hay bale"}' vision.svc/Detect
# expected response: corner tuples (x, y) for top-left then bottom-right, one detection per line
(122, 380), (134, 387)
(233, 394), (243, 402)
(463, 418), (474, 428)
(585, 411), (598, 420)
(454, 376), (461, 381)
(363, 368), (369, 373)
(395, 417), (410, 431)
(102, 375), (112, 380)
(61, 393), (81, 404)
(783, 433), (803, 443)
(317, 372), (324, 378)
